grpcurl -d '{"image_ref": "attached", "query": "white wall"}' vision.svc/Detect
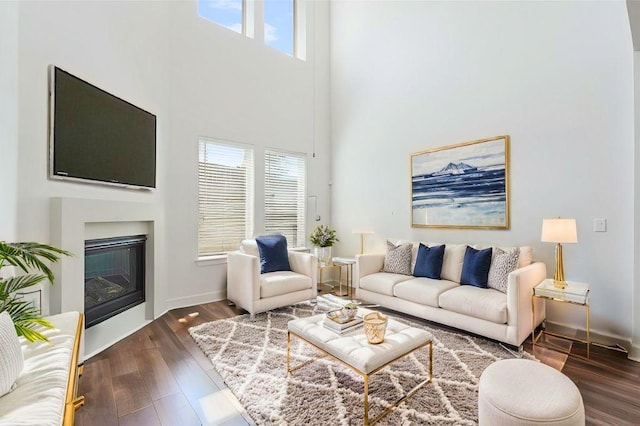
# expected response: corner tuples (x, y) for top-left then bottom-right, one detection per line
(5, 0), (330, 337)
(164, 1), (331, 308)
(15, 0), (169, 318)
(0, 1), (19, 241)
(633, 51), (640, 361)
(330, 1), (635, 344)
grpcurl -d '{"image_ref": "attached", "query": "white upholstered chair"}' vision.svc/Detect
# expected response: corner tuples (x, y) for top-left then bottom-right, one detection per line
(227, 239), (318, 318)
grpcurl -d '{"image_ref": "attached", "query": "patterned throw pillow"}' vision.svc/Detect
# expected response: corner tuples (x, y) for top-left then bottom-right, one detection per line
(383, 241), (412, 275)
(487, 247), (521, 293)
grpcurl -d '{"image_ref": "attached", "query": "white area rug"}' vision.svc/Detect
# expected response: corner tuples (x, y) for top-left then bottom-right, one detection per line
(189, 298), (533, 425)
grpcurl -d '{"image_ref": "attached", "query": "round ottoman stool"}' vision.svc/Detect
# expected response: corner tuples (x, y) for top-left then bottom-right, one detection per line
(478, 359), (585, 425)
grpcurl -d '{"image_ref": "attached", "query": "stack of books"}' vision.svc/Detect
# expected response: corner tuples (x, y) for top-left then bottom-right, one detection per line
(324, 310), (363, 334)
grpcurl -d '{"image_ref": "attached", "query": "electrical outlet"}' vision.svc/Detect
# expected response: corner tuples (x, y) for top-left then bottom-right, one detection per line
(594, 218), (607, 232)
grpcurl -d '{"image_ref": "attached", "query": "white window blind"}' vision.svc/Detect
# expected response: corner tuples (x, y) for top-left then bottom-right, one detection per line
(264, 149), (306, 247)
(198, 139), (254, 256)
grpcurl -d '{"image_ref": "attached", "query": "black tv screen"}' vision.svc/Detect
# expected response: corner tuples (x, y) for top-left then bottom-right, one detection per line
(49, 66), (156, 189)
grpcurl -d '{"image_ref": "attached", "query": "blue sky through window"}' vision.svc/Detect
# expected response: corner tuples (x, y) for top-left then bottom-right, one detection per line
(198, 0), (243, 34)
(264, 0), (294, 56)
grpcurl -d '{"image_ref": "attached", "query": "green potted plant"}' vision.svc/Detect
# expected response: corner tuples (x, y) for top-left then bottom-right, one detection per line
(0, 241), (72, 342)
(309, 225), (339, 266)
(342, 302), (358, 320)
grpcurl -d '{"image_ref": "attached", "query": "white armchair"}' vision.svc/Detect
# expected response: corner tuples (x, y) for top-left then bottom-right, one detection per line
(227, 239), (318, 317)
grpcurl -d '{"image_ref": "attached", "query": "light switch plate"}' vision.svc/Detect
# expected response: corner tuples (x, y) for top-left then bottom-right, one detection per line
(594, 218), (607, 232)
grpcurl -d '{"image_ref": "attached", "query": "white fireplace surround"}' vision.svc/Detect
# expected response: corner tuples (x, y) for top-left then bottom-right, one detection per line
(50, 197), (167, 358)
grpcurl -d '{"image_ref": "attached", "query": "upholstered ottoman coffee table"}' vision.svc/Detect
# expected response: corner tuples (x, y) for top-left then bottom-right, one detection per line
(478, 359), (585, 425)
(287, 313), (433, 425)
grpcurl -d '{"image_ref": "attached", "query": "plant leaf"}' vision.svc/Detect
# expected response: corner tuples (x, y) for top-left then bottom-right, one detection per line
(0, 241), (72, 282)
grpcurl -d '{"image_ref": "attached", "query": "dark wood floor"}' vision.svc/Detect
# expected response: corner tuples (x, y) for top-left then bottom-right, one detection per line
(76, 300), (640, 425)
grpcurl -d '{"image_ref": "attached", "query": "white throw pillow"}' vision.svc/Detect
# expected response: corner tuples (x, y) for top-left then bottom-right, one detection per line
(0, 311), (24, 397)
(441, 244), (466, 282)
(239, 239), (259, 257)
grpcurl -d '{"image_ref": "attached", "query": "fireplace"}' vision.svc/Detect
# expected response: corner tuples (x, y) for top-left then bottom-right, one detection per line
(84, 235), (146, 328)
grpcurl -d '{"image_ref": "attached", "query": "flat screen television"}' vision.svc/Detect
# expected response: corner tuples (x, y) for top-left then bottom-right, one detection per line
(49, 65), (157, 189)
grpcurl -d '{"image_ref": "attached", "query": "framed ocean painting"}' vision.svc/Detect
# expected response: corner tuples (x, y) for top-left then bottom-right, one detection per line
(411, 135), (510, 229)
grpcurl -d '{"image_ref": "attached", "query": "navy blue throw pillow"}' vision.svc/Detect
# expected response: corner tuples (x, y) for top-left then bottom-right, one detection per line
(255, 234), (291, 274)
(413, 244), (445, 279)
(460, 246), (493, 288)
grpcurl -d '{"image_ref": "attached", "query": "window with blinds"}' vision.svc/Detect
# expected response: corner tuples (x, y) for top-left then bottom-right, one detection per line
(264, 149), (306, 247)
(198, 139), (254, 256)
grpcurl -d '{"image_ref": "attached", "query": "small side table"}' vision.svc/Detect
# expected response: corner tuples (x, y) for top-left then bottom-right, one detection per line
(331, 257), (356, 300)
(318, 263), (341, 294)
(531, 279), (590, 358)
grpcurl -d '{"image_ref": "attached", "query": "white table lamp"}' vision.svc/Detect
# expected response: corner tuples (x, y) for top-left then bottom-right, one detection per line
(541, 218), (578, 289)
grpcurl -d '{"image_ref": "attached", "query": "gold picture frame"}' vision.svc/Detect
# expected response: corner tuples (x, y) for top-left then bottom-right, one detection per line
(410, 135), (510, 229)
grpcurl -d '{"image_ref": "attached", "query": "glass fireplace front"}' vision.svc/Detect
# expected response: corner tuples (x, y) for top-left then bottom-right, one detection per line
(84, 235), (146, 328)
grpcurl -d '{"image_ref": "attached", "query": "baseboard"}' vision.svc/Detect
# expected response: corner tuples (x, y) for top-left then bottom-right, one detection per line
(165, 290), (226, 311)
(83, 291), (224, 359)
(545, 320), (632, 357)
(629, 343), (640, 362)
(84, 319), (153, 360)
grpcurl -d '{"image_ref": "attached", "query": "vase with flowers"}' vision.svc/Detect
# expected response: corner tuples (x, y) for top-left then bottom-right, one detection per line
(309, 225), (338, 266)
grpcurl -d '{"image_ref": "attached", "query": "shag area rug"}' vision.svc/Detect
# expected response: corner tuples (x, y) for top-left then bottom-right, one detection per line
(189, 298), (533, 425)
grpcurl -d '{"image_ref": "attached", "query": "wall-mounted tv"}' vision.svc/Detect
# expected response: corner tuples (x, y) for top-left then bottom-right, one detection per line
(49, 65), (157, 189)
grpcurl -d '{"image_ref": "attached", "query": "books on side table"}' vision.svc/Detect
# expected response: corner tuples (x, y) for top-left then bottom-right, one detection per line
(324, 310), (363, 334)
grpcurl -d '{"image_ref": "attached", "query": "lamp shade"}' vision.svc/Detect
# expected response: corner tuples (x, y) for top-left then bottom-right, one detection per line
(541, 218), (578, 243)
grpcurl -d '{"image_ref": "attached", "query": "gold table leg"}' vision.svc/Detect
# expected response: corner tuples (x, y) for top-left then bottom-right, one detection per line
(586, 302), (590, 359)
(286, 331), (291, 373)
(364, 375), (370, 425)
(531, 293), (536, 349)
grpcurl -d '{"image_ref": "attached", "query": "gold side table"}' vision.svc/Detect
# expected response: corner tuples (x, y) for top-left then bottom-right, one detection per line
(318, 263), (341, 294)
(532, 279), (590, 358)
(332, 257), (356, 300)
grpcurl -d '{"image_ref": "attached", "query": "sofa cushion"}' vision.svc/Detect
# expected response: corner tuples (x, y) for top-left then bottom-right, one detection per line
(488, 247), (520, 293)
(360, 272), (412, 296)
(439, 286), (507, 324)
(394, 277), (459, 307)
(382, 241), (412, 275)
(260, 271), (311, 298)
(0, 312), (23, 397)
(413, 244), (445, 279)
(460, 246), (493, 288)
(0, 312), (80, 426)
(441, 244), (466, 283)
(256, 234), (291, 274)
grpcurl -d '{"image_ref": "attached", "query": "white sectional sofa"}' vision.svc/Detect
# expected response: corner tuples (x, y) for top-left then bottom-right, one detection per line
(355, 243), (547, 347)
(0, 311), (84, 426)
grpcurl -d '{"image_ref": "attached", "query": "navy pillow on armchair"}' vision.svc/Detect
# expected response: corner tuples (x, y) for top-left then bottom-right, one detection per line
(460, 246), (493, 288)
(255, 234), (291, 274)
